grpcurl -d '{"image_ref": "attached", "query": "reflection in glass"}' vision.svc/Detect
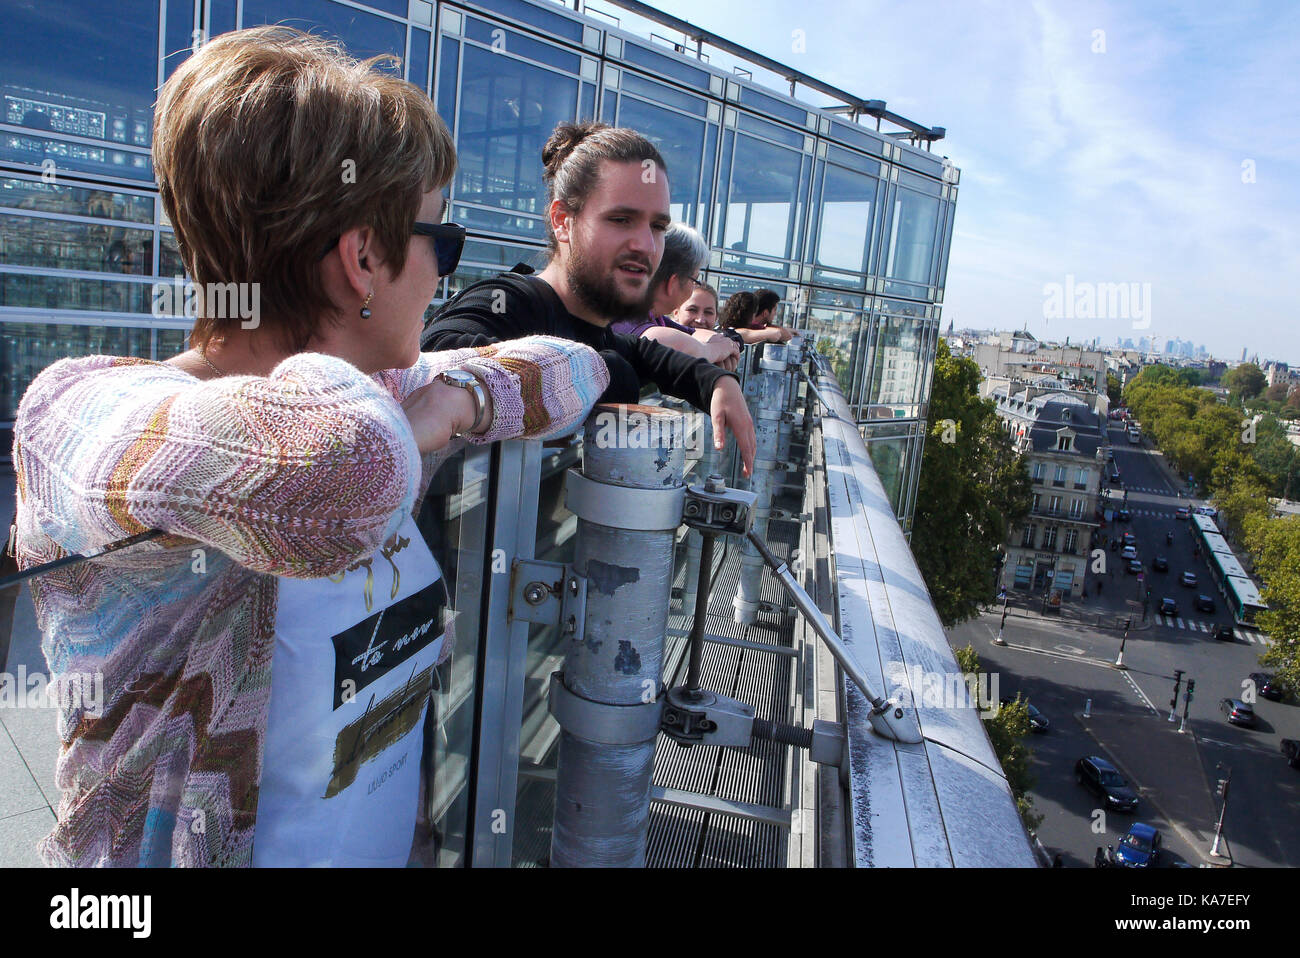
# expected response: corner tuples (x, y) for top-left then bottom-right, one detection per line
(241, 0), (406, 65)
(1, 212), (153, 275)
(721, 135), (805, 260)
(0, 177), (153, 223)
(454, 45), (578, 233)
(884, 186), (939, 285)
(0, 321), (154, 421)
(616, 96), (706, 227)
(816, 164), (876, 273)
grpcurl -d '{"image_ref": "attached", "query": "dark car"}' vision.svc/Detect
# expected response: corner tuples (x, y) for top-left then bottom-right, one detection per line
(1152, 555), (1169, 571)
(1110, 472), (1121, 484)
(1001, 697), (1049, 732)
(1213, 624), (1235, 641)
(1181, 571), (1198, 588)
(1195, 594), (1216, 613)
(1075, 755), (1139, 811)
(1282, 739), (1300, 769)
(1220, 698), (1256, 727)
(1175, 506), (1191, 520)
(1126, 559), (1142, 575)
(1159, 597), (1177, 616)
(1116, 509), (1132, 522)
(1122, 532), (1137, 546)
(1250, 672), (1283, 701)
(1115, 823), (1162, 868)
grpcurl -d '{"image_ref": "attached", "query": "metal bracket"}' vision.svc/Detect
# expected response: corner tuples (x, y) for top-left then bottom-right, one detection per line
(547, 672), (664, 745)
(682, 481), (756, 537)
(508, 559), (586, 639)
(564, 468), (686, 531)
(660, 685), (755, 747)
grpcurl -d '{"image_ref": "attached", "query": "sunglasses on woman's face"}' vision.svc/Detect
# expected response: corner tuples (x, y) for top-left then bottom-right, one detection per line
(317, 221), (466, 278)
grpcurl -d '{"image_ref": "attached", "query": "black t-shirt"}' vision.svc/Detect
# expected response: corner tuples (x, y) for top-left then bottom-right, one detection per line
(422, 266), (737, 410)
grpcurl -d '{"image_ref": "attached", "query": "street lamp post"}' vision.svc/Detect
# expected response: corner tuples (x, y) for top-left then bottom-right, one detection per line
(1179, 678), (1194, 734)
(994, 589), (1009, 646)
(1210, 763), (1231, 858)
(1169, 669), (1184, 722)
(1115, 617), (1131, 669)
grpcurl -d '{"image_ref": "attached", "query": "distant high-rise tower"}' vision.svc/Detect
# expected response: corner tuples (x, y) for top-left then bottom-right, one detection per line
(1242, 347), (1248, 361)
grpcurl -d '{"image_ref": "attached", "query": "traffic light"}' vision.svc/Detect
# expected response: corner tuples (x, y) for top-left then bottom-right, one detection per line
(1186, 678), (1195, 704)
(1216, 778), (1229, 800)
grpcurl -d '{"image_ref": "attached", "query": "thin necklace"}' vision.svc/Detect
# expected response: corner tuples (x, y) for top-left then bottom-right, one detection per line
(197, 346), (224, 377)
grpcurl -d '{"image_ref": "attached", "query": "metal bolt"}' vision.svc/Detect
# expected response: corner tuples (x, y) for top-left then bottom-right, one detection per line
(567, 576), (579, 596)
(705, 473), (724, 493)
(564, 614), (577, 635)
(524, 582), (548, 606)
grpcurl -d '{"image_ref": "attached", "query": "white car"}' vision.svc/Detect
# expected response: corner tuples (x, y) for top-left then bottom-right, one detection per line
(1195, 506), (1218, 518)
(1121, 545), (1138, 560)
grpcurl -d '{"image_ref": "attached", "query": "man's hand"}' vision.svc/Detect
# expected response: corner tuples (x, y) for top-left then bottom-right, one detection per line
(710, 376), (755, 476)
(702, 334), (740, 371)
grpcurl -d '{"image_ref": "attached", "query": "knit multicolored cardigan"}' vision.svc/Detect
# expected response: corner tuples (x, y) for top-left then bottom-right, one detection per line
(12, 336), (609, 867)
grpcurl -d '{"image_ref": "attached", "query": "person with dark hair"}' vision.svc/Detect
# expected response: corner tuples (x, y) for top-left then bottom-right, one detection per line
(720, 290), (792, 345)
(10, 27), (609, 867)
(609, 222), (737, 371)
(673, 282), (718, 331)
(423, 121), (755, 474)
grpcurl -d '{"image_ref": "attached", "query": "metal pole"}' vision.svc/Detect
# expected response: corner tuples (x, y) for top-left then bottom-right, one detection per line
(1114, 619), (1129, 669)
(1210, 766), (1230, 858)
(550, 404), (686, 868)
(680, 412), (714, 610)
(734, 344), (787, 624)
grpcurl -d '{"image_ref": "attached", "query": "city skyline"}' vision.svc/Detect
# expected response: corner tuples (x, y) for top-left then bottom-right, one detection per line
(625, 0), (1299, 364)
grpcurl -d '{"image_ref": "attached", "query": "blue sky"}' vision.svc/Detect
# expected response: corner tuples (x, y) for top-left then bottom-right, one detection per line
(594, 0), (1300, 364)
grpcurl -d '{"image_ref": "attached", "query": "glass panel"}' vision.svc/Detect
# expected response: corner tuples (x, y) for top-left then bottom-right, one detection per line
(2, 130), (153, 182)
(241, 0), (406, 65)
(163, 0), (194, 82)
(621, 72), (707, 117)
(474, 0), (585, 44)
(815, 163), (876, 273)
(436, 37), (459, 129)
(0, 320), (155, 421)
(621, 41), (711, 91)
(0, 177), (153, 223)
(0, 272), (157, 314)
(579, 82), (595, 122)
(413, 445), (492, 866)
(0, 212), (154, 275)
(2, 0), (159, 149)
(465, 19), (581, 74)
(210, 0), (239, 38)
(804, 304), (864, 391)
(883, 185), (940, 286)
(721, 135), (805, 260)
(409, 27), (432, 92)
(453, 45), (579, 235)
(155, 326), (188, 358)
(738, 85), (807, 128)
(698, 123), (716, 235)
(159, 230), (185, 277)
(736, 111), (805, 149)
(862, 424), (913, 516)
(860, 312), (928, 418)
(511, 442), (582, 866)
(357, 0), (407, 17)
(827, 117), (885, 155)
(615, 96), (706, 226)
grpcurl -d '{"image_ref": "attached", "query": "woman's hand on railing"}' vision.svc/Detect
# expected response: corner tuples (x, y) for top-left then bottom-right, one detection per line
(401, 373), (494, 455)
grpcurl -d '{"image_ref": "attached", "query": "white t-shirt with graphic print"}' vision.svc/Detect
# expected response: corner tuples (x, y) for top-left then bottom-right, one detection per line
(253, 513), (447, 867)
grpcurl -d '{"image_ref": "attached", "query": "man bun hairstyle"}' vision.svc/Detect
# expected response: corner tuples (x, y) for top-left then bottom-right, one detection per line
(541, 121), (668, 253)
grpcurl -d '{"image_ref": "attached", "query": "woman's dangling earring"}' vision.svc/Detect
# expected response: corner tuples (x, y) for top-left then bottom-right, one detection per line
(360, 291), (373, 319)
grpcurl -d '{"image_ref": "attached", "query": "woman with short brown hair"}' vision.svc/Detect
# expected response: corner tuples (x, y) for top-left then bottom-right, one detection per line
(12, 26), (608, 867)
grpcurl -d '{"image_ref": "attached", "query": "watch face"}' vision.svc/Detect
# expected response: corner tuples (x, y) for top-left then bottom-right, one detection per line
(441, 369), (476, 387)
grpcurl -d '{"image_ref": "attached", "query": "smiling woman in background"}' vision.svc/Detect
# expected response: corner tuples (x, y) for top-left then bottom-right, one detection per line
(11, 26), (608, 867)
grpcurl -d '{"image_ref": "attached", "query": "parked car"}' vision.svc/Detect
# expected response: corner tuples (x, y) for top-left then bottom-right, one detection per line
(1152, 555), (1169, 571)
(1159, 597), (1177, 616)
(1250, 672), (1283, 701)
(1115, 823), (1162, 868)
(1126, 559), (1143, 575)
(1195, 594), (1216, 613)
(1075, 756), (1139, 811)
(1109, 472), (1121, 484)
(1282, 739), (1300, 769)
(1195, 506), (1218, 518)
(1181, 572), (1198, 588)
(1175, 506), (1191, 520)
(1213, 624), (1235, 641)
(1116, 509), (1132, 522)
(1220, 698), (1256, 727)
(1121, 545), (1138, 561)
(1001, 697), (1049, 732)
(1121, 531), (1137, 544)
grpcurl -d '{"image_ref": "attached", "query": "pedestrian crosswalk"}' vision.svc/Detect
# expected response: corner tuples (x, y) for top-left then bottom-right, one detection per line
(1122, 486), (1177, 495)
(1156, 616), (1270, 644)
(1110, 508), (1180, 519)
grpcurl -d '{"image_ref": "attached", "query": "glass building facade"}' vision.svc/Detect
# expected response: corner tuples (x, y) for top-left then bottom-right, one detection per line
(1, 0), (959, 865)
(0, 0), (958, 531)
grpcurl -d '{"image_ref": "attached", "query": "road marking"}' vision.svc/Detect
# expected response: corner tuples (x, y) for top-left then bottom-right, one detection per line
(1200, 738), (1234, 748)
(1235, 629), (1249, 642)
(1122, 671), (1159, 714)
(1054, 644), (1085, 655)
(1176, 618), (1186, 629)
(1259, 635), (1271, 647)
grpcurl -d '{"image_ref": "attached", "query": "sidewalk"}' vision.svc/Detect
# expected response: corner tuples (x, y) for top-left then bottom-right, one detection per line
(993, 591), (1153, 632)
(1076, 709), (1232, 866)
(1, 470), (59, 867)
